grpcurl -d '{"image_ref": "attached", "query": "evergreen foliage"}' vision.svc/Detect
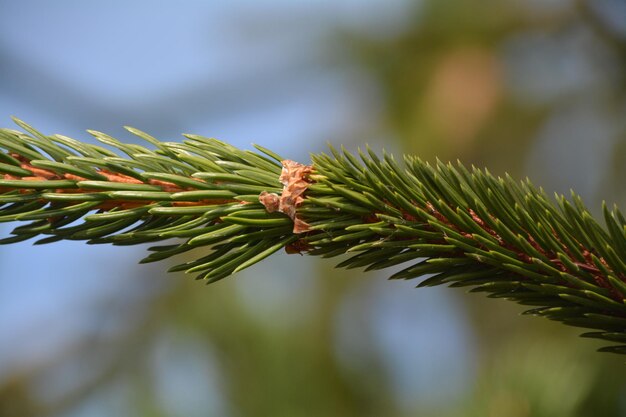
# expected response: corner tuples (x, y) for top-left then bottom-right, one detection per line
(1, 119), (625, 354)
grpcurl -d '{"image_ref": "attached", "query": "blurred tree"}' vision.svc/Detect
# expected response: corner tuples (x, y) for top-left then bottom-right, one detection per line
(339, 0), (626, 415)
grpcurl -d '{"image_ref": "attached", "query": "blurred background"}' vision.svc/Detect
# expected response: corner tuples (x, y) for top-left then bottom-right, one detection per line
(0, 0), (625, 416)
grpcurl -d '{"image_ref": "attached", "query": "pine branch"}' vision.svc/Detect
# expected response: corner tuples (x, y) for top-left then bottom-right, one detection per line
(1, 118), (626, 354)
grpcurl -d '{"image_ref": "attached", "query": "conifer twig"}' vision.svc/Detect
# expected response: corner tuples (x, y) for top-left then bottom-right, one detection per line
(1, 119), (625, 354)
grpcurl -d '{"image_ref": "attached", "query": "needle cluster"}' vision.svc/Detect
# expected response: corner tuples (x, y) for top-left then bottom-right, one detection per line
(1, 119), (625, 354)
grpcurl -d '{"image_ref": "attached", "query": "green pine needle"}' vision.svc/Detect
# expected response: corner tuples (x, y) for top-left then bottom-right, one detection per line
(1, 118), (625, 355)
